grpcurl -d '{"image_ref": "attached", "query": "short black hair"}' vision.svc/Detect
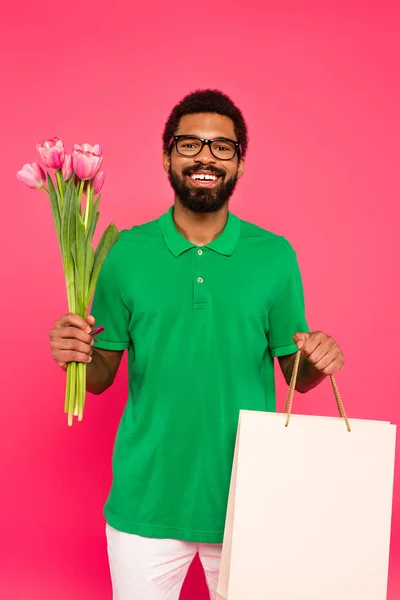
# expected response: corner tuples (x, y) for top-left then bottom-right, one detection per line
(162, 89), (248, 157)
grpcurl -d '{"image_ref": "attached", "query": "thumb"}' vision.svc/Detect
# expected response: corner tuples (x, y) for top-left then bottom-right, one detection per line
(292, 331), (310, 350)
(87, 314), (96, 327)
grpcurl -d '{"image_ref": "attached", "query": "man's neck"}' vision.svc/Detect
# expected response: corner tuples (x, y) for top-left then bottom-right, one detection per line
(172, 200), (229, 247)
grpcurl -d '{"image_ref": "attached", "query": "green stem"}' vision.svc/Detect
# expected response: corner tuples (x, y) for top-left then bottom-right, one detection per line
(78, 178), (85, 210)
(63, 179), (89, 425)
(66, 274), (77, 424)
(56, 170), (64, 205)
(72, 268), (87, 423)
(67, 362), (77, 426)
(65, 361), (71, 413)
(84, 181), (92, 232)
(41, 186), (49, 195)
(74, 367), (79, 416)
(77, 362), (86, 421)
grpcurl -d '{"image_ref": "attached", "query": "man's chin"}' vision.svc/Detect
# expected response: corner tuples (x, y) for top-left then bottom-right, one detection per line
(178, 193), (228, 214)
(168, 170), (238, 214)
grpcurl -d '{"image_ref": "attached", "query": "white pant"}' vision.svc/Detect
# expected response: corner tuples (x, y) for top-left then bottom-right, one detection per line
(106, 523), (222, 600)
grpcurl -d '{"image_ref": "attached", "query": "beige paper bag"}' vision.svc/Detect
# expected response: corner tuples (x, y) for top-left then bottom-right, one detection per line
(217, 352), (396, 600)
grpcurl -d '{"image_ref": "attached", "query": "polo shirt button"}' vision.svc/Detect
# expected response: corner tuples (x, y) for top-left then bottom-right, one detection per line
(197, 277), (203, 283)
(198, 249), (203, 255)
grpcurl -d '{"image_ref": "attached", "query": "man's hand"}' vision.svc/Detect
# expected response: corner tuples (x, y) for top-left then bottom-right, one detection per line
(292, 331), (344, 376)
(49, 312), (96, 372)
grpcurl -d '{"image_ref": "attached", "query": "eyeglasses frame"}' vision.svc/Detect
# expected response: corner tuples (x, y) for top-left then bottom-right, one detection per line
(168, 135), (242, 160)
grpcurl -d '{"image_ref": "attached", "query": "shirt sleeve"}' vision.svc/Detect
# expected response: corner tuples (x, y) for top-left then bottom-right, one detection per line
(268, 245), (309, 358)
(90, 243), (132, 352)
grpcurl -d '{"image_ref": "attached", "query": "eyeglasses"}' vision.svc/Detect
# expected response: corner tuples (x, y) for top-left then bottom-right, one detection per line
(168, 135), (242, 160)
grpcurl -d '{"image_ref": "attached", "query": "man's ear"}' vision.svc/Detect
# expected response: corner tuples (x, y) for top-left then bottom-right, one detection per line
(237, 157), (245, 179)
(163, 152), (171, 174)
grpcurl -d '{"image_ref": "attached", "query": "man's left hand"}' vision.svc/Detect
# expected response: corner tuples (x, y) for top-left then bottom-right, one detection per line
(292, 331), (344, 376)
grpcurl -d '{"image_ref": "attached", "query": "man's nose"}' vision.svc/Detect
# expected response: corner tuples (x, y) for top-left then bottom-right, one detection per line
(194, 144), (216, 164)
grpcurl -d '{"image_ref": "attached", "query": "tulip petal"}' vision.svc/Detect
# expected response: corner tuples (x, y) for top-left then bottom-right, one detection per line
(73, 153), (87, 179)
(62, 154), (73, 181)
(92, 144), (102, 156)
(93, 170), (105, 194)
(17, 161), (46, 188)
(37, 137), (65, 169)
(72, 149), (103, 180)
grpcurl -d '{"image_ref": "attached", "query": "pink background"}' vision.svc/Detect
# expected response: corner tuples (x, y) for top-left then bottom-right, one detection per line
(1, 1), (399, 598)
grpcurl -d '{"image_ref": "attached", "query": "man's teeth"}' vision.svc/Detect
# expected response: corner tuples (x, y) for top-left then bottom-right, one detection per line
(191, 174), (217, 181)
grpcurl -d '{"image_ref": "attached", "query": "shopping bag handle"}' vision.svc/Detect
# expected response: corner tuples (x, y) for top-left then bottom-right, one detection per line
(283, 350), (351, 432)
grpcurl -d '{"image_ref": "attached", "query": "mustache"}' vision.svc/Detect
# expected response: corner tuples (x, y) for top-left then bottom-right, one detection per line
(181, 166), (225, 178)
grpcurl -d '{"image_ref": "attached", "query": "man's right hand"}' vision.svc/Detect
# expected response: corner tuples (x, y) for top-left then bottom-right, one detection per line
(49, 312), (96, 372)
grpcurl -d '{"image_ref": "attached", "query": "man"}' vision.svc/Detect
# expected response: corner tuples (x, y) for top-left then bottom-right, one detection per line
(49, 89), (344, 600)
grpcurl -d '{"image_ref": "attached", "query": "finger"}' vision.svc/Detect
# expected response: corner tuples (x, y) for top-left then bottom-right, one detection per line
(292, 331), (310, 349)
(55, 349), (93, 364)
(86, 315), (96, 326)
(54, 326), (93, 345)
(312, 350), (338, 371)
(321, 356), (344, 376)
(51, 337), (93, 355)
(307, 338), (335, 366)
(307, 345), (330, 366)
(301, 336), (322, 357)
(54, 312), (92, 333)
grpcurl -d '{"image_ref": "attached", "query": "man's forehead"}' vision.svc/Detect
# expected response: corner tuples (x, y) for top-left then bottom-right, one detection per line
(176, 113), (236, 138)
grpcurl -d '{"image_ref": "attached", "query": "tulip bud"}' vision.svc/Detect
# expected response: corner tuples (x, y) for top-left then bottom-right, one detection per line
(72, 143), (103, 180)
(62, 154), (73, 181)
(92, 170), (105, 194)
(16, 162), (46, 189)
(36, 136), (65, 169)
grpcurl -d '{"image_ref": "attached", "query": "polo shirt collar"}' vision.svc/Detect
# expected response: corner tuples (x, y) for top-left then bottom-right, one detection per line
(159, 206), (241, 257)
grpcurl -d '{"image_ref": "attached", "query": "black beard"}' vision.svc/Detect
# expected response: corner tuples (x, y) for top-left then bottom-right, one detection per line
(168, 166), (239, 214)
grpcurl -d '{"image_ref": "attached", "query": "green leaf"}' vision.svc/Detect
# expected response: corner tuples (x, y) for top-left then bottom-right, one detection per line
(75, 211), (86, 312)
(83, 239), (95, 301)
(86, 223), (120, 304)
(93, 212), (100, 234)
(87, 196), (100, 242)
(71, 241), (82, 314)
(56, 169), (66, 200)
(61, 178), (77, 247)
(95, 193), (102, 211)
(47, 173), (61, 245)
(61, 178), (78, 310)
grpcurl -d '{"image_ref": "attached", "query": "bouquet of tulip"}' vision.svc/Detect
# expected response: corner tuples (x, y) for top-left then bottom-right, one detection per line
(17, 137), (119, 426)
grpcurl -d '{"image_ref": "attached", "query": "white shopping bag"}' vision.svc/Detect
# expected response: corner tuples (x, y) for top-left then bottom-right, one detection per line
(217, 352), (396, 600)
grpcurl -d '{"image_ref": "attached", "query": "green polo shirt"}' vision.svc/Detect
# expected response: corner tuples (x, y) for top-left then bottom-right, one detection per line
(91, 206), (309, 543)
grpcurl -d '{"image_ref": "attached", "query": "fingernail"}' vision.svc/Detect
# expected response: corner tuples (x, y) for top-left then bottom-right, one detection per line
(296, 342), (303, 349)
(88, 355), (92, 362)
(86, 326), (91, 333)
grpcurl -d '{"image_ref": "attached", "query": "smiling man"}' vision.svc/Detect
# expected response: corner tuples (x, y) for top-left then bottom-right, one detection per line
(166, 115), (243, 215)
(49, 89), (344, 600)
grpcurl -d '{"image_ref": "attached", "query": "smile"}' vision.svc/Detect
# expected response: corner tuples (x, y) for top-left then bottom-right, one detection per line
(191, 174), (217, 181)
(187, 172), (222, 188)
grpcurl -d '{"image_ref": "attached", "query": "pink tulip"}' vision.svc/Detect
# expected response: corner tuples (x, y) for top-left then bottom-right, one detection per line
(36, 136), (65, 169)
(92, 170), (105, 193)
(62, 154), (73, 181)
(81, 170), (105, 196)
(72, 143), (103, 180)
(16, 162), (46, 189)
